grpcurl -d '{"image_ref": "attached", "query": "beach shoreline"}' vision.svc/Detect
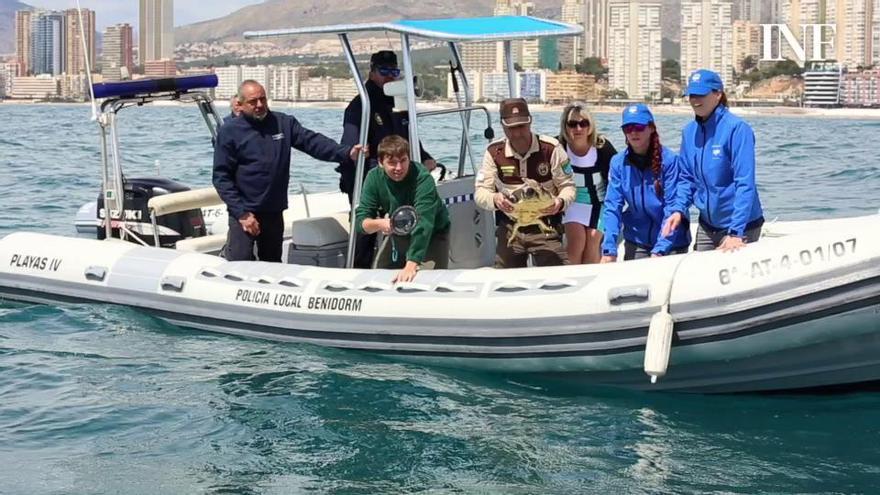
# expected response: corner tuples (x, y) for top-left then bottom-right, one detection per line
(5, 98), (880, 119)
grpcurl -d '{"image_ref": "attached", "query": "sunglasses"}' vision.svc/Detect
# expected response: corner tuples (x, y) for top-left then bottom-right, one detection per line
(376, 66), (401, 77)
(566, 119), (590, 129)
(622, 123), (649, 133)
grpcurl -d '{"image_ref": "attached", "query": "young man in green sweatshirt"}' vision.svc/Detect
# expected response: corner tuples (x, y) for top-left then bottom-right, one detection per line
(355, 135), (450, 283)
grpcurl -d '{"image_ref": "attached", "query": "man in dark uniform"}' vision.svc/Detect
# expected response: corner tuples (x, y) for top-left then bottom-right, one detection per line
(213, 80), (365, 262)
(338, 50), (437, 268)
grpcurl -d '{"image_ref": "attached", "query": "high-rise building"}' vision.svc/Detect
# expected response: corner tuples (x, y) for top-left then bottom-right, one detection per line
(143, 59), (176, 77)
(64, 8), (95, 75)
(559, 0), (585, 68)
(214, 65), (242, 100)
(15, 10), (32, 76)
(102, 23), (134, 78)
(584, 0), (609, 59)
(139, 0), (174, 64)
(825, 0), (874, 68)
(271, 66), (303, 101)
(539, 38), (560, 70)
(766, 0), (780, 23)
(494, 1), (535, 68)
(779, 0), (822, 32)
(607, 0), (662, 98)
(459, 42), (502, 72)
(521, 39), (540, 69)
(780, 0), (876, 68)
(732, 0), (762, 22)
(681, 0), (734, 86)
(460, 1), (535, 72)
(31, 11), (66, 76)
(241, 65), (271, 94)
(732, 20), (761, 72)
(873, 0), (880, 64)
(545, 72), (597, 103)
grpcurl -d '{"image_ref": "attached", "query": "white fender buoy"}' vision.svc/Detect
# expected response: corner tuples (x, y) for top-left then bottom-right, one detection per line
(644, 306), (674, 383)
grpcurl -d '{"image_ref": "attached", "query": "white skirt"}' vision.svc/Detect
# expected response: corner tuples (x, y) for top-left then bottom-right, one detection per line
(562, 202), (602, 229)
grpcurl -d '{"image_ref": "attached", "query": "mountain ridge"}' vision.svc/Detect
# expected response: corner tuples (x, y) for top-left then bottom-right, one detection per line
(0, 0), (31, 54)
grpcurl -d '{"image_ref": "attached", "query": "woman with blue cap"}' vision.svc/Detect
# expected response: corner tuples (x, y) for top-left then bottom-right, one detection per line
(662, 69), (764, 251)
(599, 104), (691, 261)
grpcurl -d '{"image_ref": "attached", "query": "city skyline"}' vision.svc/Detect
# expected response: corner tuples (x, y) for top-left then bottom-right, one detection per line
(18, 0), (262, 30)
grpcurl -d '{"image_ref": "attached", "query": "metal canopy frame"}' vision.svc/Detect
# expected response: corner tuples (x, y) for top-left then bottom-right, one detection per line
(244, 16), (583, 268)
(97, 90), (223, 242)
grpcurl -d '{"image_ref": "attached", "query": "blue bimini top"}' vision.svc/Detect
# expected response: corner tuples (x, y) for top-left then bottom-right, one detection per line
(244, 16), (582, 42)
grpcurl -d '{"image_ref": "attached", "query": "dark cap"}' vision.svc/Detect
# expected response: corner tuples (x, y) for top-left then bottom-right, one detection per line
(499, 98), (531, 127)
(370, 50), (398, 68)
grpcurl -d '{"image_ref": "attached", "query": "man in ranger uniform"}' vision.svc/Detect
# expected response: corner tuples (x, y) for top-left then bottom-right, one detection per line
(475, 98), (576, 268)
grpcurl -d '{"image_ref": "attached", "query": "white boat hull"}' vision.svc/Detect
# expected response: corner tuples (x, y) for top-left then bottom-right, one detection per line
(3, 214), (880, 393)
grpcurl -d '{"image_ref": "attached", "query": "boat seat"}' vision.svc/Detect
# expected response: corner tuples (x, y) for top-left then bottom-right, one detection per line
(175, 233), (226, 254)
(287, 213), (351, 267)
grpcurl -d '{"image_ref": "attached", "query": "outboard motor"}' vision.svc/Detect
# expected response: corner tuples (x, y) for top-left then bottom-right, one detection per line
(96, 177), (206, 247)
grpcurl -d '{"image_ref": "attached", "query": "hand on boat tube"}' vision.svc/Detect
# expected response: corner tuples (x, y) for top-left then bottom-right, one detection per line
(661, 212), (683, 238)
(718, 235), (746, 252)
(393, 261), (420, 283)
(349, 144), (368, 162)
(423, 159), (437, 171)
(600, 255), (616, 264)
(239, 212), (260, 236)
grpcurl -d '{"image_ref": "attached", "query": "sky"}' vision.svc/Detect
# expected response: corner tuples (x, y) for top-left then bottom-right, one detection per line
(27, 0), (264, 29)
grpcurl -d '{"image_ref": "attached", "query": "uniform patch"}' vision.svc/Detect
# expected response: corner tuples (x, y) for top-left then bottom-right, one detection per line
(374, 114), (384, 126)
(561, 160), (573, 175)
(537, 162), (550, 176)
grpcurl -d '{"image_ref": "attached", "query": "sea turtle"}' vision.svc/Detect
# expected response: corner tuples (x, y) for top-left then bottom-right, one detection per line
(506, 178), (557, 246)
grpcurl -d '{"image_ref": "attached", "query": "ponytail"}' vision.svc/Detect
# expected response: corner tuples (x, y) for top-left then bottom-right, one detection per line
(650, 128), (663, 199)
(718, 91), (728, 107)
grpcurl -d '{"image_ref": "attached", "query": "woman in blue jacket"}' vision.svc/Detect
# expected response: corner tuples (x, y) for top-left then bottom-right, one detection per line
(662, 69), (764, 252)
(599, 104), (691, 261)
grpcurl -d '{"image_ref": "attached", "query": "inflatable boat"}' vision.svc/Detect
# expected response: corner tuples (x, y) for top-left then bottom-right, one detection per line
(2, 16), (879, 393)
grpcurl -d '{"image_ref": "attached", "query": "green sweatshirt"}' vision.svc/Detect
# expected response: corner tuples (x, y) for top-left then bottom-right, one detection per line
(355, 162), (450, 263)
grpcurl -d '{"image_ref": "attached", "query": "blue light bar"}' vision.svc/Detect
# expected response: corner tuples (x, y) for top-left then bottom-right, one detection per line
(92, 74), (219, 99)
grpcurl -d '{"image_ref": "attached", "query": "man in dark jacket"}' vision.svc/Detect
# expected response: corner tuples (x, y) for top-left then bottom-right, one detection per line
(338, 50), (436, 267)
(213, 80), (365, 262)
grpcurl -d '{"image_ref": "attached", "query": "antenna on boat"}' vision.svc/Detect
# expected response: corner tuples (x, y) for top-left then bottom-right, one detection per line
(75, 0), (99, 121)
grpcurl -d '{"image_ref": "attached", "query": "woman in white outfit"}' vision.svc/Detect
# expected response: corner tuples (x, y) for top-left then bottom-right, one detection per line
(557, 102), (618, 264)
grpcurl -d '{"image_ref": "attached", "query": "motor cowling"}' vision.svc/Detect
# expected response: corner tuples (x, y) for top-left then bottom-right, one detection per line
(96, 177), (206, 247)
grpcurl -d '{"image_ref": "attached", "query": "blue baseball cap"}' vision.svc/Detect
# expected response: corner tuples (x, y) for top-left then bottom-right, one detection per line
(684, 69), (724, 96)
(621, 103), (654, 127)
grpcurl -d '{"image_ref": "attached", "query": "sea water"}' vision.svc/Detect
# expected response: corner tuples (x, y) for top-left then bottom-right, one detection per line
(1, 104), (880, 494)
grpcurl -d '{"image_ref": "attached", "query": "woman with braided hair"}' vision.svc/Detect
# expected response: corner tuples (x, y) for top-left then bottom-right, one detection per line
(599, 104), (691, 262)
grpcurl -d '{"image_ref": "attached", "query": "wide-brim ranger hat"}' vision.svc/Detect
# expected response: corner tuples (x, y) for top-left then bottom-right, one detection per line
(621, 103), (654, 127)
(499, 97), (532, 127)
(684, 69), (724, 96)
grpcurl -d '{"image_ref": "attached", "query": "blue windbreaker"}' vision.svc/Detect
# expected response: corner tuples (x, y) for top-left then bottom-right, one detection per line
(600, 146), (691, 256)
(677, 105), (763, 237)
(213, 111), (350, 220)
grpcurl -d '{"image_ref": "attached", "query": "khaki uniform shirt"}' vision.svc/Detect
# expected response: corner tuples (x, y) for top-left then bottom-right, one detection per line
(474, 133), (576, 218)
